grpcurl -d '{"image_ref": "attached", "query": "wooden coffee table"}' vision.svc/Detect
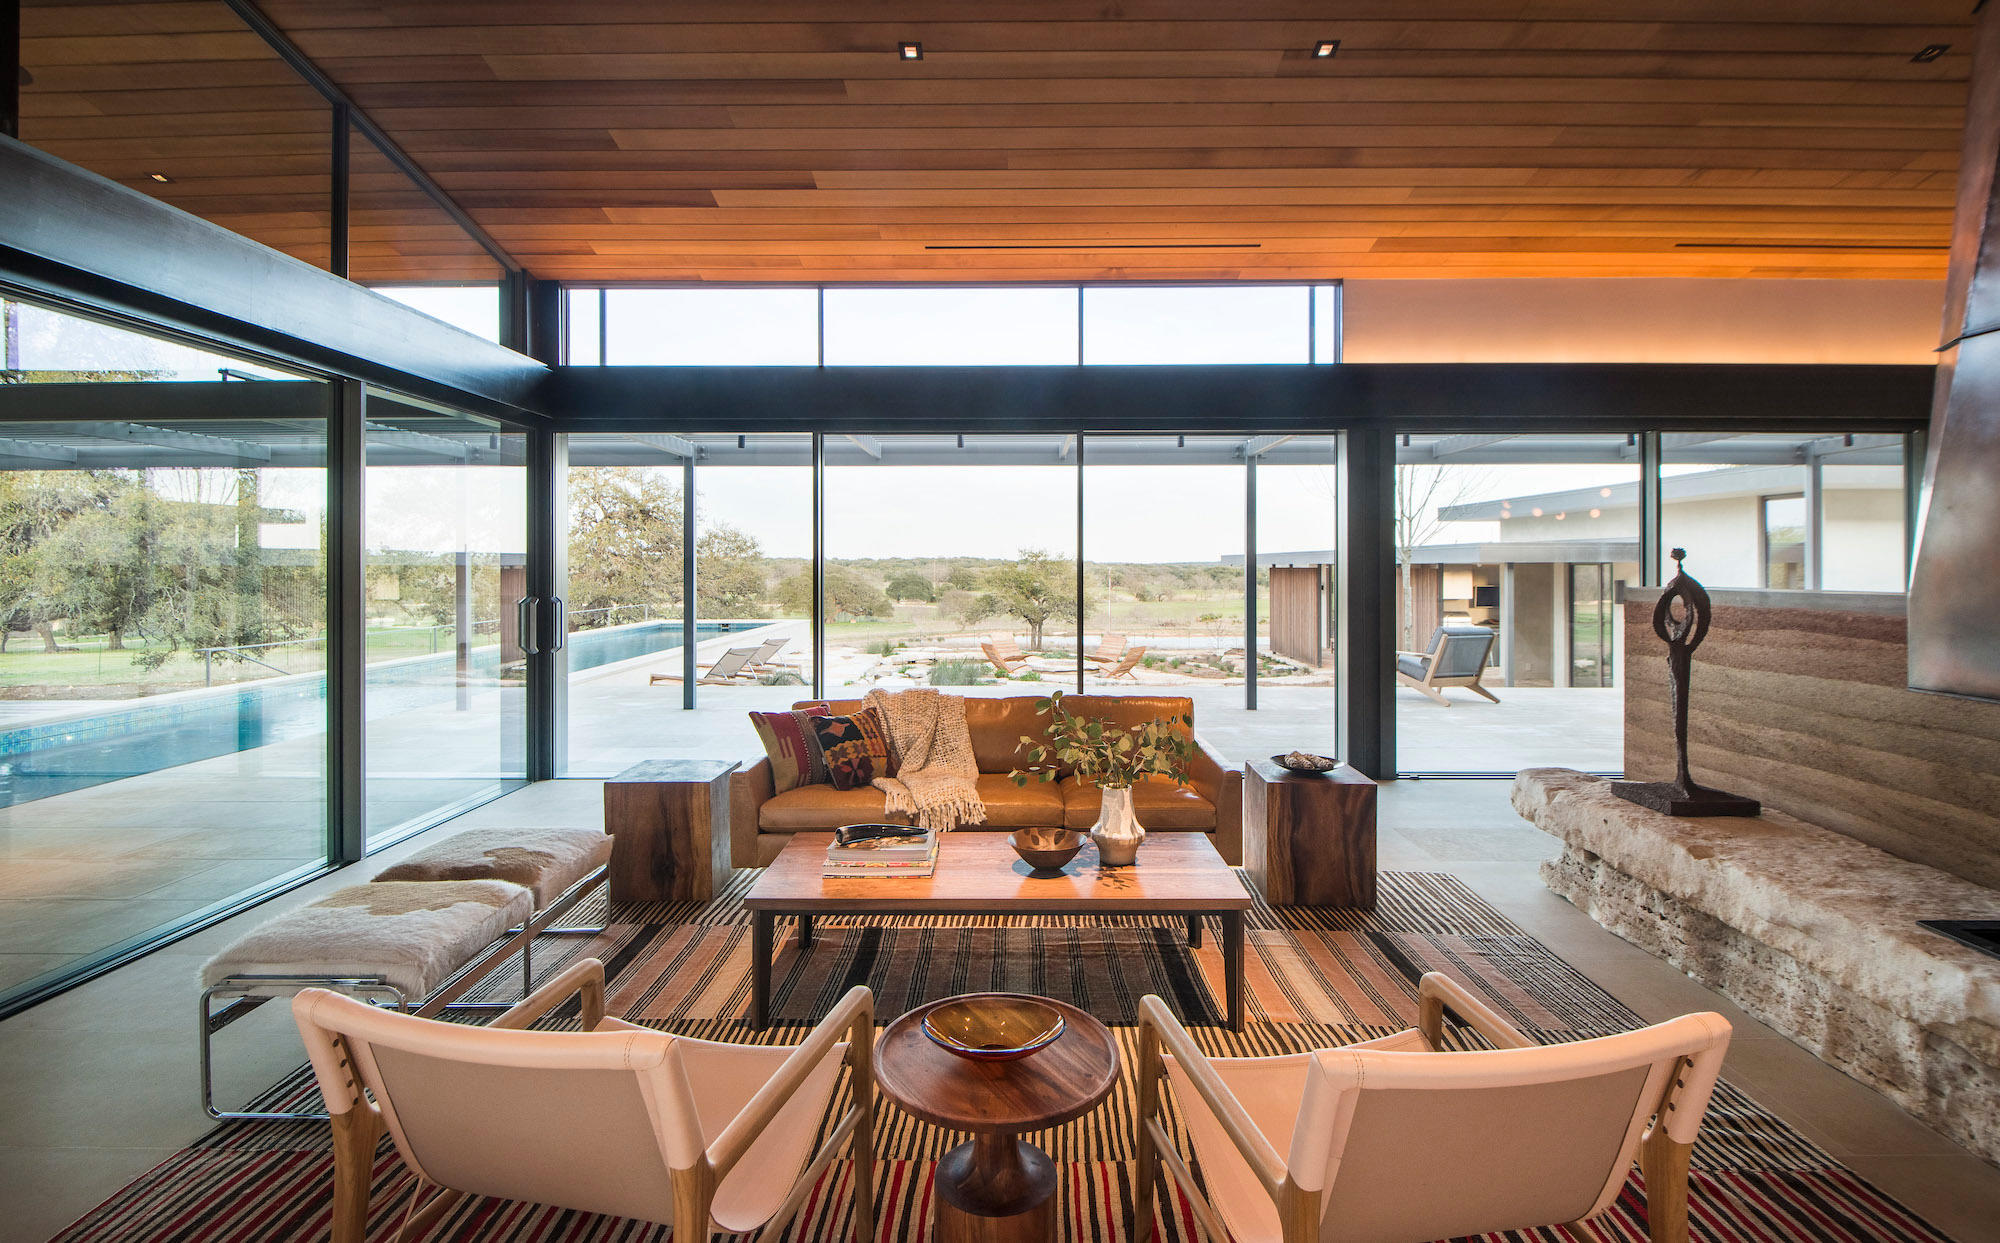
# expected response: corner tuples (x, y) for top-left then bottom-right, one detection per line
(742, 831), (1253, 1030)
(875, 995), (1118, 1243)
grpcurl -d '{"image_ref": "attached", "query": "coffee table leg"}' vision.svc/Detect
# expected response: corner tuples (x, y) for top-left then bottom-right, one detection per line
(751, 910), (774, 1029)
(798, 913), (814, 949)
(1185, 914), (1203, 948)
(1223, 910), (1245, 1032)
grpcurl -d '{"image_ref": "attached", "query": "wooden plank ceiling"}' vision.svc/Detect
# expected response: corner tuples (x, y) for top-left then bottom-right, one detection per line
(17, 1), (1981, 284)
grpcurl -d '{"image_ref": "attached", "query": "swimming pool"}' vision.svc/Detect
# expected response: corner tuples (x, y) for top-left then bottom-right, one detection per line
(0, 619), (734, 806)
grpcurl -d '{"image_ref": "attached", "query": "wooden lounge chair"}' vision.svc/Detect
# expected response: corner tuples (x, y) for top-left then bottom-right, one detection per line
(1098, 645), (1146, 681)
(982, 633), (1030, 677)
(1082, 633), (1129, 665)
(1135, 973), (1731, 1243)
(294, 961), (875, 1243)
(650, 646), (762, 686)
(1396, 624), (1500, 705)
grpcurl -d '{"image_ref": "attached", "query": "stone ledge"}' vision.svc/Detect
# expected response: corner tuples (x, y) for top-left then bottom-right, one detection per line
(1512, 768), (2000, 1053)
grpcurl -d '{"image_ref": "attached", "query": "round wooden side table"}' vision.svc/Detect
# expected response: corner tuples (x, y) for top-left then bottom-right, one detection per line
(875, 994), (1119, 1243)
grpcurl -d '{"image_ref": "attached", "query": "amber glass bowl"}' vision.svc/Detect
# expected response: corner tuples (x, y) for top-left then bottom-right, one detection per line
(1009, 828), (1083, 873)
(921, 994), (1067, 1062)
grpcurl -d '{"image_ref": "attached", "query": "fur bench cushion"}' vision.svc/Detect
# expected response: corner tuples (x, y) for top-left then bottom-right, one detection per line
(200, 880), (532, 1001)
(372, 826), (610, 906)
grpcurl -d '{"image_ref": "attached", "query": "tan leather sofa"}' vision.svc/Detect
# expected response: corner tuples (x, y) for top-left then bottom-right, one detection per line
(730, 695), (1243, 867)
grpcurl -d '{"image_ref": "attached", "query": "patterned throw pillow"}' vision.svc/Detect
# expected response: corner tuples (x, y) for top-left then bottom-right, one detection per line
(807, 707), (897, 790)
(748, 703), (832, 793)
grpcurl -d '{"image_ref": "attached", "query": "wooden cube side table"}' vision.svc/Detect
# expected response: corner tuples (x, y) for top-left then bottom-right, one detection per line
(603, 759), (738, 903)
(1244, 758), (1377, 909)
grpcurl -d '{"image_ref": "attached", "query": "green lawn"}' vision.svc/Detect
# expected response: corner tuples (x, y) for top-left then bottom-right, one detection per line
(0, 624), (498, 693)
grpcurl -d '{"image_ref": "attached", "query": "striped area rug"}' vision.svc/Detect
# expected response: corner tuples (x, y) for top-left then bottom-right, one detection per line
(55, 871), (1956, 1243)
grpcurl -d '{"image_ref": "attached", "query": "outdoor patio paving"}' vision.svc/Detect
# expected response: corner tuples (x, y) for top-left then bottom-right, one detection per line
(0, 630), (1619, 998)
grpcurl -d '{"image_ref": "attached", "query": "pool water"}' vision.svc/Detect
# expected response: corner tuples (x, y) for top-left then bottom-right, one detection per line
(0, 620), (734, 807)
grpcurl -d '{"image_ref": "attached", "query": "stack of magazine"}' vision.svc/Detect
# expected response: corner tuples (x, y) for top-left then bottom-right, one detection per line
(824, 826), (939, 879)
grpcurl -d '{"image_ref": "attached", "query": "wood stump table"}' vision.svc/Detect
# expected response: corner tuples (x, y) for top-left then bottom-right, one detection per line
(875, 995), (1119, 1243)
(602, 759), (737, 903)
(1244, 759), (1378, 908)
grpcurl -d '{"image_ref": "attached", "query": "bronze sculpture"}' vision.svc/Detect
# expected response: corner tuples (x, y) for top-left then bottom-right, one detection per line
(1613, 550), (1760, 817)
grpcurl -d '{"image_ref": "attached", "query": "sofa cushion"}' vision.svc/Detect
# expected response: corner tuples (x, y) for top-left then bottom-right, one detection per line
(806, 706), (896, 790)
(748, 704), (832, 794)
(758, 782), (901, 832)
(971, 774), (1067, 828)
(1061, 774), (1216, 831)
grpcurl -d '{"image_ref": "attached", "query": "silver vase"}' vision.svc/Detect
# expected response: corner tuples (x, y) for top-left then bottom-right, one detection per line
(1089, 785), (1146, 866)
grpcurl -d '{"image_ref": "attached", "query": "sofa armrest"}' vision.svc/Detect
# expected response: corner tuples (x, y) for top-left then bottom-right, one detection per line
(730, 757), (776, 869)
(1189, 732), (1244, 866)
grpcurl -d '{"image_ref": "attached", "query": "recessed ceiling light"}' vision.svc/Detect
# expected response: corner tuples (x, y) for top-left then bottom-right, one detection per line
(898, 41), (923, 61)
(1912, 43), (1950, 63)
(147, 173), (173, 183)
(1313, 40), (1339, 59)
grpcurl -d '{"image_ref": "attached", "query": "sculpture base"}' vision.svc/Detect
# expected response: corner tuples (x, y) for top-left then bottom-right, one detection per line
(1611, 780), (1761, 817)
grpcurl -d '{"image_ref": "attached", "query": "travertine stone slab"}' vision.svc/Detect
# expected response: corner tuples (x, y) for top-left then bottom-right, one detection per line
(1516, 767), (2000, 1162)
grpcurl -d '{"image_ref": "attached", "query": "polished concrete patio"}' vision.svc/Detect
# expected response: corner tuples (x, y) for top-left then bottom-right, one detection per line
(0, 635), (1619, 1000)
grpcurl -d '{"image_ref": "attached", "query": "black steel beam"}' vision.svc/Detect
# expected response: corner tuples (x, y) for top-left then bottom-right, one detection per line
(328, 380), (366, 862)
(1337, 428), (1397, 778)
(329, 103), (349, 281)
(0, 138), (548, 423)
(1639, 431), (1664, 585)
(219, 0), (519, 276)
(3, 0), (19, 142)
(526, 429), (568, 780)
(550, 363), (1932, 436)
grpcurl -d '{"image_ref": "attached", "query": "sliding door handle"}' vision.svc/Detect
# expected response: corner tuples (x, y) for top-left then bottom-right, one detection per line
(518, 597), (540, 655)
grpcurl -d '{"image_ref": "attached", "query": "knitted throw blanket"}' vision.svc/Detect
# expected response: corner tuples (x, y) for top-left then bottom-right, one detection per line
(864, 688), (986, 831)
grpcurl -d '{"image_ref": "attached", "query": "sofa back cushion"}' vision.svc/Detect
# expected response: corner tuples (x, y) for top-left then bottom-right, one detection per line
(802, 694), (1195, 775)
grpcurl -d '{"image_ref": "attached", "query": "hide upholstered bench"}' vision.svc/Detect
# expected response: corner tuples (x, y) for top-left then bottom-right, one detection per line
(198, 825), (612, 1121)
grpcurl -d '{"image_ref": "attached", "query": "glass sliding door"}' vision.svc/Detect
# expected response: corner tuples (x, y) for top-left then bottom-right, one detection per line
(0, 297), (331, 1009)
(362, 393), (527, 846)
(1253, 436), (1340, 749)
(1394, 433), (1637, 774)
(823, 435), (1078, 699)
(559, 432), (815, 774)
(1660, 433), (1906, 592)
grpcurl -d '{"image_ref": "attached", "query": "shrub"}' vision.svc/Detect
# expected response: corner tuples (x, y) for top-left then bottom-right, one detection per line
(928, 657), (990, 686)
(868, 639), (902, 657)
(1015, 669), (1043, 682)
(759, 669), (806, 686)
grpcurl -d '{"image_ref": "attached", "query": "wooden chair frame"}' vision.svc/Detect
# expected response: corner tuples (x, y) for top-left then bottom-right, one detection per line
(303, 963), (876, 1243)
(1134, 973), (1722, 1243)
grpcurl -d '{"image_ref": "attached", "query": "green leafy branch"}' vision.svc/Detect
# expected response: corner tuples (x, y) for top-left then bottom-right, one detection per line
(1008, 688), (1195, 791)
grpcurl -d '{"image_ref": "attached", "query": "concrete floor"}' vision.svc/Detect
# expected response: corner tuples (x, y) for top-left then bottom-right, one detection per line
(0, 645), (1618, 999)
(1, 777), (1995, 1243)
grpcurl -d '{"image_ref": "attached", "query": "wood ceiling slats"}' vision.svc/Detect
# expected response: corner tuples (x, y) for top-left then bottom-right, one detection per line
(18, 1), (1979, 283)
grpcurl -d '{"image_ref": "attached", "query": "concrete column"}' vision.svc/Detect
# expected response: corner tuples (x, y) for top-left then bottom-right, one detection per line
(1551, 561), (1571, 689)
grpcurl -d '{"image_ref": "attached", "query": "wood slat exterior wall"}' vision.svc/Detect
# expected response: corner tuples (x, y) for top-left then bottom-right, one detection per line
(14, 1), (1983, 283)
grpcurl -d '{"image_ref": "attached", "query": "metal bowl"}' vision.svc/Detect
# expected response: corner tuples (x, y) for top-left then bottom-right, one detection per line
(921, 993), (1067, 1062)
(1009, 827), (1083, 873)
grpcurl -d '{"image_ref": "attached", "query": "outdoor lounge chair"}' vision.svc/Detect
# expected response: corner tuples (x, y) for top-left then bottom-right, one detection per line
(742, 637), (794, 671)
(1098, 645), (1146, 681)
(1396, 624), (1500, 705)
(293, 960), (875, 1243)
(1134, 973), (1732, 1243)
(1082, 633), (1129, 665)
(650, 646), (762, 686)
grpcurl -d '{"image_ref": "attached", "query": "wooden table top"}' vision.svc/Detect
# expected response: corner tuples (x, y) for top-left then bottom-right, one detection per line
(874, 995), (1120, 1135)
(744, 831), (1251, 913)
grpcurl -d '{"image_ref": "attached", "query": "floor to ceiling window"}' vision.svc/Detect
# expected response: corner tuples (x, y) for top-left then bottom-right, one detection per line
(0, 297), (332, 1008)
(559, 432), (815, 774)
(824, 435), (1081, 699)
(1661, 433), (1907, 593)
(1393, 433), (1638, 775)
(1251, 436), (1340, 748)
(362, 393), (527, 846)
